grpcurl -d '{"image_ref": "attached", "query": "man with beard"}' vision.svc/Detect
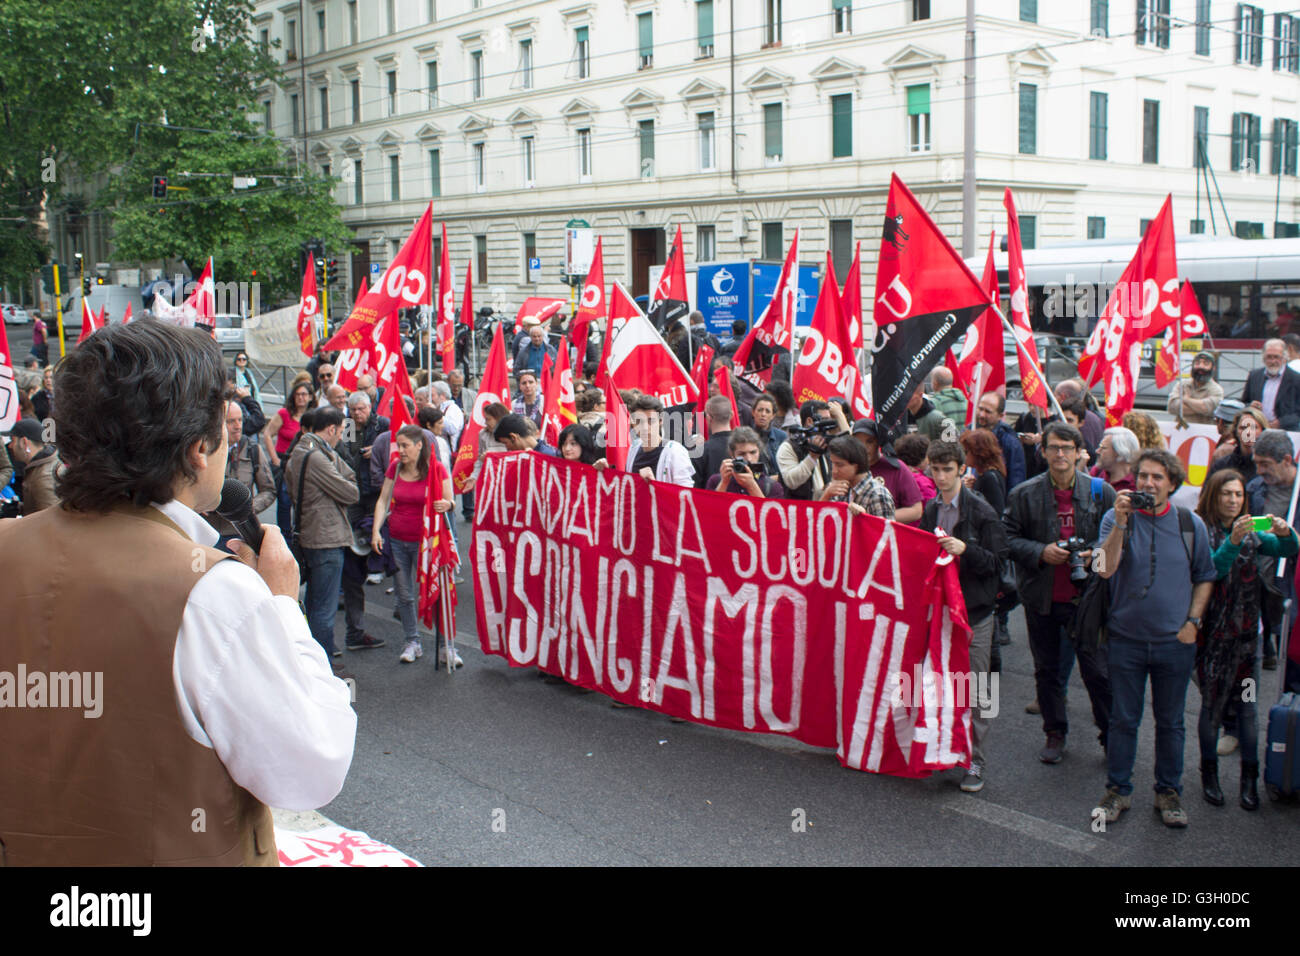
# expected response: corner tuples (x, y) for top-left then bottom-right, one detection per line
(1167, 352), (1223, 425)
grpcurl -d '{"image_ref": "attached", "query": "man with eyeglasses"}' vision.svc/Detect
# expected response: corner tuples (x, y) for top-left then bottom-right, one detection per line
(1004, 421), (1116, 766)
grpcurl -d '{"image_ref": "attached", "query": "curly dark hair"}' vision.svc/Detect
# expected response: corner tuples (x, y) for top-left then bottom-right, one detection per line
(54, 320), (227, 512)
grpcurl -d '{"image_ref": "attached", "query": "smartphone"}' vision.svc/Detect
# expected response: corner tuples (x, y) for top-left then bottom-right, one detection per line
(1252, 516), (1273, 532)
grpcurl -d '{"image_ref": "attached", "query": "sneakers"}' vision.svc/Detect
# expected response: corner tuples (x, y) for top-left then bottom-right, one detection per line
(331, 648), (342, 658)
(1154, 788), (1189, 828)
(1216, 733), (1239, 756)
(365, 573), (383, 585)
(1025, 699), (1041, 715)
(1095, 787), (1132, 823)
(438, 647), (465, 669)
(346, 634), (386, 651)
(1039, 732), (1066, 764)
(960, 763), (985, 793)
(399, 639), (423, 663)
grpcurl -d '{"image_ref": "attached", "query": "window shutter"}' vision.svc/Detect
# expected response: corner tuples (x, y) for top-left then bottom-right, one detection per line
(638, 13), (652, 58)
(576, 25), (588, 43)
(698, 1), (714, 46)
(1136, 0), (1147, 44)
(1289, 120), (1299, 175)
(764, 103), (782, 157)
(831, 94), (852, 157)
(1019, 83), (1037, 154)
(906, 84), (930, 116)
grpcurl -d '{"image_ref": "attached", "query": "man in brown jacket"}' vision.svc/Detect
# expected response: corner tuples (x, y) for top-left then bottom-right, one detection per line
(5, 418), (58, 514)
(204, 400), (275, 540)
(285, 404), (359, 661)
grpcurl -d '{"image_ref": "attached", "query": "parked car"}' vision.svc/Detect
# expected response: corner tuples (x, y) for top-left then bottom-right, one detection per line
(213, 313), (245, 351)
(1, 304), (30, 325)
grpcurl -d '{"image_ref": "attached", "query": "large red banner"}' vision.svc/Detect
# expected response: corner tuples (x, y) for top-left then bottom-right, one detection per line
(473, 453), (977, 776)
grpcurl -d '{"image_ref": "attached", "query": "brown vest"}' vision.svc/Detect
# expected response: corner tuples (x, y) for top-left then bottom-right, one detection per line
(0, 503), (277, 866)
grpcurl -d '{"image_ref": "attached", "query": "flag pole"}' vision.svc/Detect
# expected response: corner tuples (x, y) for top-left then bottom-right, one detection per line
(998, 312), (1065, 420)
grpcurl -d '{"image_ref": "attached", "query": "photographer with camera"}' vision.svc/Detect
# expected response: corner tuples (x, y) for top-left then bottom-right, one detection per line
(1004, 422), (1116, 765)
(705, 427), (782, 499)
(1092, 450), (1217, 828)
(776, 400), (849, 500)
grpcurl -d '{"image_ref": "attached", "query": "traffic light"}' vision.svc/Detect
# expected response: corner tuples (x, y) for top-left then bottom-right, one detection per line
(325, 258), (338, 284)
(40, 263), (56, 295)
(82, 276), (92, 296)
(314, 256), (326, 285)
(151, 175), (168, 199)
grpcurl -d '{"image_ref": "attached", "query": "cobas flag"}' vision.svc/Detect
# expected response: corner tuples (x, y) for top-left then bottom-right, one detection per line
(452, 321), (511, 493)
(298, 254), (320, 358)
(792, 253), (872, 419)
(326, 203), (433, 351)
(733, 228), (799, 386)
(604, 281), (698, 407)
(872, 174), (992, 436)
(1004, 190), (1049, 410)
(648, 225), (689, 332)
(955, 232), (1007, 425)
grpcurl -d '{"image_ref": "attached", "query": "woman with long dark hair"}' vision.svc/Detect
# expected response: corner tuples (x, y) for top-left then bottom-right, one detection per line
(373, 425), (454, 665)
(558, 423), (601, 465)
(1193, 467), (1298, 810)
(265, 381), (315, 536)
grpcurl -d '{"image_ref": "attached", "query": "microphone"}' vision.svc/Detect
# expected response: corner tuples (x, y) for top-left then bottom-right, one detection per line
(217, 478), (266, 554)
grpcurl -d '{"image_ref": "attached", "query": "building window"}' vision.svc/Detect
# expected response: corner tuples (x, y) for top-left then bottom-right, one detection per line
(319, 87), (329, 131)
(1195, 0), (1211, 55)
(523, 232), (536, 282)
(912, 0), (930, 21)
(1193, 106), (1209, 168)
(476, 235), (488, 283)
(1237, 4), (1265, 65)
(1191, 219), (1206, 234)
(697, 1), (715, 57)
(576, 26), (590, 79)
(830, 220), (853, 280)
(1272, 118), (1299, 175)
(1090, 0), (1108, 37)
(764, 103), (783, 162)
(522, 135), (536, 186)
(1136, 0), (1170, 47)
(429, 149), (441, 197)
(697, 225), (716, 262)
(764, 0), (782, 46)
(321, 163), (330, 179)
(286, 19), (297, 59)
(520, 39), (533, 89)
(386, 0), (396, 33)
(1089, 91), (1108, 160)
(833, 0), (852, 35)
(762, 222), (782, 260)
(389, 154), (401, 201)
(638, 13), (653, 70)
(831, 93), (852, 158)
(1140, 218), (1153, 235)
(577, 127), (593, 181)
(1277, 14), (1300, 72)
(263, 98), (272, 130)
(474, 143), (485, 191)
(698, 112), (716, 170)
(1087, 217), (1106, 239)
(1018, 83), (1036, 155)
(348, 0), (358, 44)
(1142, 99), (1159, 164)
(906, 84), (930, 153)
(471, 51), (483, 99)
(1235, 220), (1264, 239)
(350, 79), (360, 124)
(639, 120), (655, 177)
(316, 9), (326, 52)
(291, 93), (300, 135)
(426, 62), (438, 108)
(353, 159), (363, 204)
(1231, 111), (1262, 171)
(1020, 0), (1037, 23)
(1019, 215), (1037, 250)
(260, 27), (270, 49)
(386, 70), (397, 116)
(428, 0), (436, 22)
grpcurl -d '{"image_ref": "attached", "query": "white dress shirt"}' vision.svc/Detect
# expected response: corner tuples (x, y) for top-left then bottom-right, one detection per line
(440, 399), (465, 451)
(1262, 370), (1283, 423)
(154, 499), (357, 811)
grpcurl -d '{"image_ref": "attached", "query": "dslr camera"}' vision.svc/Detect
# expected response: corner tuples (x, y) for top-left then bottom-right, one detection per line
(787, 418), (838, 455)
(1127, 490), (1155, 511)
(731, 458), (766, 477)
(1057, 535), (1091, 585)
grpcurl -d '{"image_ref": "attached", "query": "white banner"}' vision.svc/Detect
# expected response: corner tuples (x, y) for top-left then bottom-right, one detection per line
(1160, 422), (1300, 509)
(243, 304), (306, 368)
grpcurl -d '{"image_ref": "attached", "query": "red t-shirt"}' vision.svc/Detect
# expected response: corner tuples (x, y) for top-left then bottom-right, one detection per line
(1051, 487), (1076, 602)
(385, 459), (450, 542)
(275, 407), (301, 456)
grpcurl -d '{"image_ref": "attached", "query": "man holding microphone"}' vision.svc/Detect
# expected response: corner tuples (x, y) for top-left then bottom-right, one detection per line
(0, 320), (356, 866)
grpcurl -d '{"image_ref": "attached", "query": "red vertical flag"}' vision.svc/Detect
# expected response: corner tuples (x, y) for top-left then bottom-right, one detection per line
(713, 365), (740, 430)
(334, 279), (371, 391)
(839, 241), (864, 353)
(600, 374), (632, 472)
(647, 226), (689, 332)
(791, 254), (872, 419)
(733, 228), (799, 385)
(452, 322), (511, 493)
(571, 236), (605, 355)
(122, 303), (133, 325)
(436, 225), (456, 374)
(691, 344), (715, 415)
(541, 337), (578, 446)
(1003, 190), (1049, 409)
(297, 254), (320, 358)
(76, 297), (100, 345)
(955, 231), (1007, 425)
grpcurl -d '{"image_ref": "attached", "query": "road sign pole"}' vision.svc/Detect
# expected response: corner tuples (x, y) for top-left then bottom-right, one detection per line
(53, 264), (66, 357)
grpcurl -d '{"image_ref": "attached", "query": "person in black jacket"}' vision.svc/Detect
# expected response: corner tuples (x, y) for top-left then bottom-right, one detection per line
(1240, 339), (1300, 431)
(921, 440), (1009, 794)
(1004, 421), (1116, 765)
(693, 395), (735, 488)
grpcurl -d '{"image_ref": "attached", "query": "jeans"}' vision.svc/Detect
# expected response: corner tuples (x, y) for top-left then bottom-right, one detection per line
(275, 468), (293, 539)
(1106, 635), (1197, 796)
(1024, 602), (1110, 739)
(461, 487), (475, 521)
(967, 615), (995, 766)
(391, 537), (421, 643)
(303, 547), (345, 658)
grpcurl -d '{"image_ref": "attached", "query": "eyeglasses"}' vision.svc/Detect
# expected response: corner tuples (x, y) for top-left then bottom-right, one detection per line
(1045, 444), (1078, 456)
(319, 374), (334, 381)
(235, 356), (248, 363)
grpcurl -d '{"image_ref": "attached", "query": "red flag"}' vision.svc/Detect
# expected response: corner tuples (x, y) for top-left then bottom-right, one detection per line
(386, 379), (415, 465)
(955, 232), (1007, 426)
(1155, 280), (1198, 388)
(122, 303), (132, 325)
(0, 314), (13, 432)
(603, 281), (698, 407)
(76, 297), (100, 345)
(542, 337), (578, 446)
(452, 322), (511, 493)
(713, 365), (739, 430)
(600, 373), (632, 472)
(572, 236), (605, 354)
(418, 457), (459, 629)
(189, 258), (216, 328)
(335, 280), (372, 391)
(791, 254), (872, 419)
(840, 241), (864, 352)
(1004, 190), (1048, 409)
(733, 228), (799, 384)
(690, 344), (715, 414)
(514, 297), (566, 335)
(0, 310), (11, 370)
(648, 226), (688, 331)
(298, 254), (320, 358)
(436, 226), (456, 374)
(460, 259), (474, 334)
(944, 349), (968, 396)
(540, 350), (553, 397)
(871, 174), (993, 434)
(593, 281), (638, 389)
(326, 203), (433, 350)
(1177, 279), (1207, 338)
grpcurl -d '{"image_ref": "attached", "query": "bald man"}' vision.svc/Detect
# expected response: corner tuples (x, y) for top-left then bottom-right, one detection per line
(929, 367), (968, 428)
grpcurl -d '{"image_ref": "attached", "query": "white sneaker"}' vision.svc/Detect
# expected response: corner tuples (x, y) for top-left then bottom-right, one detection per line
(399, 639), (423, 663)
(438, 648), (464, 669)
(1216, 733), (1239, 756)
(366, 573), (383, 585)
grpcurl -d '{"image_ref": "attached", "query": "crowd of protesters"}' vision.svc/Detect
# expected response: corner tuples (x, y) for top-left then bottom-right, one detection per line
(5, 310), (1299, 827)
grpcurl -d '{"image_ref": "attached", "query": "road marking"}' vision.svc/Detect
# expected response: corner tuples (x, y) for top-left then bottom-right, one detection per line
(939, 796), (1104, 856)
